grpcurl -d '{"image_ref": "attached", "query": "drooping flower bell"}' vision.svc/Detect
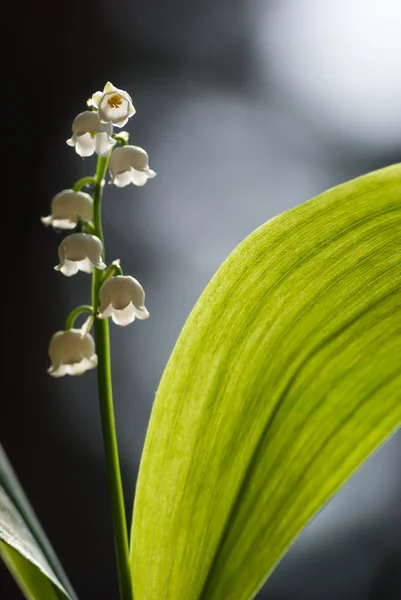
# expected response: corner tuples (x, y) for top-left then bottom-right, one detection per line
(55, 233), (106, 276)
(88, 82), (135, 128)
(47, 328), (97, 377)
(67, 111), (116, 157)
(108, 146), (156, 187)
(41, 189), (93, 230)
(98, 275), (149, 326)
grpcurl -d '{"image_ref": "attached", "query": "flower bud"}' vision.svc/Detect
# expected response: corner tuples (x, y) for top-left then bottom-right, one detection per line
(55, 233), (106, 277)
(108, 146), (156, 187)
(88, 82), (135, 128)
(41, 189), (93, 229)
(67, 111), (116, 157)
(48, 329), (97, 377)
(98, 275), (149, 326)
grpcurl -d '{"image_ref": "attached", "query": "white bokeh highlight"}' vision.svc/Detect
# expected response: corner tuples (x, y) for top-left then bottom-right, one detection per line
(255, 0), (401, 149)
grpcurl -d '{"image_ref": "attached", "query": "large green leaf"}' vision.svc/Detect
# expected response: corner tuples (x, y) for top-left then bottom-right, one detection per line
(0, 444), (77, 599)
(130, 163), (401, 600)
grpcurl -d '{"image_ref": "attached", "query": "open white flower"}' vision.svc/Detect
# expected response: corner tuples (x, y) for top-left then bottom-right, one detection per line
(108, 146), (156, 187)
(55, 233), (106, 276)
(88, 82), (135, 128)
(48, 328), (97, 377)
(98, 275), (149, 326)
(67, 111), (116, 157)
(41, 189), (93, 229)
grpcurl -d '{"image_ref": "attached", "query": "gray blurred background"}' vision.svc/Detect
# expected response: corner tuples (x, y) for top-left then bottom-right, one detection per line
(1, 0), (401, 598)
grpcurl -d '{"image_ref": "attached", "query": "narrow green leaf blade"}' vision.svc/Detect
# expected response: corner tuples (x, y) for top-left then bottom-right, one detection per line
(1, 543), (63, 600)
(0, 445), (76, 599)
(131, 164), (401, 600)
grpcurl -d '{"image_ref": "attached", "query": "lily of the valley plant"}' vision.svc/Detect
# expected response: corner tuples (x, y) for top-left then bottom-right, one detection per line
(1, 79), (400, 600)
(43, 81), (154, 599)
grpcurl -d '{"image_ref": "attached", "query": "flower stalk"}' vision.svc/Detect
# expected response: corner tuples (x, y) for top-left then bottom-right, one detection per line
(44, 81), (154, 598)
(65, 305), (93, 330)
(73, 176), (97, 192)
(91, 155), (134, 600)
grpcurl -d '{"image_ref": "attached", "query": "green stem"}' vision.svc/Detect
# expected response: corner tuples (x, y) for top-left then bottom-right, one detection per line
(65, 305), (93, 330)
(113, 136), (128, 146)
(92, 156), (134, 600)
(73, 176), (97, 192)
(104, 260), (124, 280)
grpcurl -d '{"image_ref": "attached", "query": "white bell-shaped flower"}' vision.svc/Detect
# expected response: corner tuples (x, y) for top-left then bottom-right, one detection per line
(48, 328), (97, 377)
(55, 233), (106, 277)
(98, 275), (149, 326)
(67, 111), (116, 157)
(88, 82), (135, 128)
(108, 146), (156, 187)
(41, 189), (93, 230)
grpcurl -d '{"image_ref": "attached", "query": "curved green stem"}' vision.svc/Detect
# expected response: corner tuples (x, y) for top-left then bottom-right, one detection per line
(73, 176), (97, 192)
(92, 156), (134, 600)
(113, 136), (128, 147)
(65, 305), (93, 330)
(104, 260), (124, 280)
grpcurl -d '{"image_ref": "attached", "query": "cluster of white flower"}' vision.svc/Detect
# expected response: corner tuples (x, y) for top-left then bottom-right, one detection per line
(43, 83), (153, 378)
(64, 82), (155, 185)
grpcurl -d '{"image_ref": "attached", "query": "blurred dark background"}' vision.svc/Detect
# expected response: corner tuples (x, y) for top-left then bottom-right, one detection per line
(1, 0), (401, 598)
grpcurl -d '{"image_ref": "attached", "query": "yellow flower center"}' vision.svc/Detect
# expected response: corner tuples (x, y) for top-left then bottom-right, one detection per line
(107, 94), (123, 109)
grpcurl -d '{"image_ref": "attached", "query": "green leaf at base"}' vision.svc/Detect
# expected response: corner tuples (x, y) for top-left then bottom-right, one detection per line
(0, 445), (77, 599)
(130, 163), (401, 600)
(1, 543), (63, 600)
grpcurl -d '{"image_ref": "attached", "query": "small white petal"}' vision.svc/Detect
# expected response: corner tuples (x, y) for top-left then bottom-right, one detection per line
(66, 137), (76, 147)
(113, 171), (132, 188)
(104, 82), (117, 94)
(112, 116), (129, 128)
(132, 305), (150, 320)
(41, 215), (53, 226)
(98, 303), (114, 320)
(55, 259), (79, 277)
(95, 132), (116, 156)
(77, 257), (94, 274)
(111, 304), (137, 326)
(75, 133), (96, 157)
(98, 102), (129, 127)
(93, 260), (107, 270)
(48, 356), (97, 377)
(49, 218), (76, 230)
(98, 294), (112, 315)
(130, 169), (149, 187)
(88, 91), (103, 108)
(118, 131), (130, 142)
